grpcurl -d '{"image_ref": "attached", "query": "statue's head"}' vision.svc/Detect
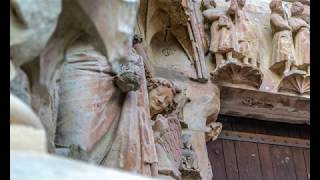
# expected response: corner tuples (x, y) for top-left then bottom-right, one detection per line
(148, 78), (176, 117)
(182, 134), (193, 149)
(237, 0), (246, 9)
(291, 2), (304, 16)
(269, 0), (284, 14)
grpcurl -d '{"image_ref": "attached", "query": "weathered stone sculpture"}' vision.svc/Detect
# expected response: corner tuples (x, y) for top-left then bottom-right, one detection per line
(146, 0), (208, 82)
(54, 39), (158, 176)
(148, 77), (187, 179)
(10, 0), (62, 153)
(11, 0), (310, 179)
(269, 0), (295, 75)
(278, 1), (310, 95)
(205, 122), (223, 142)
(289, 2), (310, 73)
(204, 0), (263, 89)
(179, 134), (201, 180)
(203, 6), (239, 67)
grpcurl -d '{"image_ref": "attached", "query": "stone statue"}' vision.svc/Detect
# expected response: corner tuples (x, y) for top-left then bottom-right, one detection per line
(10, 0), (62, 153)
(148, 77), (184, 179)
(203, 0), (263, 89)
(289, 2), (310, 74)
(31, 1), (163, 175)
(203, 7), (239, 68)
(232, 0), (259, 67)
(179, 134), (201, 180)
(269, 0), (295, 75)
(54, 35), (159, 176)
(205, 122), (223, 142)
(266, 0), (310, 95)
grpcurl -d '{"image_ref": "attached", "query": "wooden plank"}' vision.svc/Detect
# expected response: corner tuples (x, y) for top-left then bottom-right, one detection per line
(299, 126), (310, 139)
(235, 141), (263, 180)
(258, 144), (275, 180)
(265, 121), (290, 137)
(270, 145), (297, 180)
(256, 120), (274, 180)
(207, 139), (227, 180)
(292, 148), (308, 180)
(219, 130), (310, 148)
(288, 124), (303, 139)
(222, 140), (240, 180)
(303, 149), (310, 179)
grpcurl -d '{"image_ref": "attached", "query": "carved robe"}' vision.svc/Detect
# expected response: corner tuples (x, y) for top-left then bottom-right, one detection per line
(55, 42), (158, 176)
(289, 16), (310, 71)
(210, 14), (238, 54)
(270, 13), (295, 73)
(234, 5), (254, 60)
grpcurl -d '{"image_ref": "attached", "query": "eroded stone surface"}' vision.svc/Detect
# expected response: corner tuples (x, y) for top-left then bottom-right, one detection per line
(10, 0), (310, 179)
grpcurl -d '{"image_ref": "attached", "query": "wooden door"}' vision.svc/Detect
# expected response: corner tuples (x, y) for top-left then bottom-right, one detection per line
(207, 116), (310, 180)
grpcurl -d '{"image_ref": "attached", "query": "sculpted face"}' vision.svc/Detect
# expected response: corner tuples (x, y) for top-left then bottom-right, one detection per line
(291, 2), (304, 16)
(237, 0), (246, 8)
(149, 86), (174, 117)
(270, 0), (284, 14)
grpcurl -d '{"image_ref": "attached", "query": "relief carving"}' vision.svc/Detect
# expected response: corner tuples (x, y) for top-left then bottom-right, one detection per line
(205, 122), (223, 142)
(203, 0), (263, 89)
(278, 1), (310, 95)
(148, 77), (190, 179)
(179, 134), (201, 180)
(11, 0), (310, 179)
(10, 0), (62, 153)
(146, 0), (209, 82)
(269, 0), (310, 95)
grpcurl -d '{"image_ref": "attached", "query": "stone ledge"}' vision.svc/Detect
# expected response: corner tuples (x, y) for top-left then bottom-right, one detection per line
(219, 84), (309, 124)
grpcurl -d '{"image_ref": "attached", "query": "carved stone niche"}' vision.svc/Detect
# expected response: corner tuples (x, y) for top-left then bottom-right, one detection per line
(203, 0), (263, 89)
(146, 0), (209, 82)
(269, 0), (310, 95)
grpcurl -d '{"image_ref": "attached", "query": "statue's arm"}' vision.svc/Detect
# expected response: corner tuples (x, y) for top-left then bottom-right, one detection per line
(289, 18), (309, 33)
(270, 14), (291, 31)
(203, 10), (223, 22)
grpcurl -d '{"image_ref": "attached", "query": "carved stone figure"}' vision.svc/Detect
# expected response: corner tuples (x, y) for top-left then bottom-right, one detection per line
(179, 134), (201, 179)
(11, 0), (310, 179)
(278, 1), (310, 95)
(10, 0), (62, 153)
(204, 0), (263, 89)
(203, 9), (239, 67)
(153, 114), (182, 179)
(148, 77), (185, 179)
(232, 0), (259, 67)
(205, 122), (223, 142)
(269, 0), (295, 75)
(289, 2), (310, 74)
(54, 36), (158, 175)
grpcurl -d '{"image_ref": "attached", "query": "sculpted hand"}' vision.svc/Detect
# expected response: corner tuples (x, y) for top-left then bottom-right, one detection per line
(203, 0), (216, 9)
(114, 52), (143, 93)
(115, 71), (142, 92)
